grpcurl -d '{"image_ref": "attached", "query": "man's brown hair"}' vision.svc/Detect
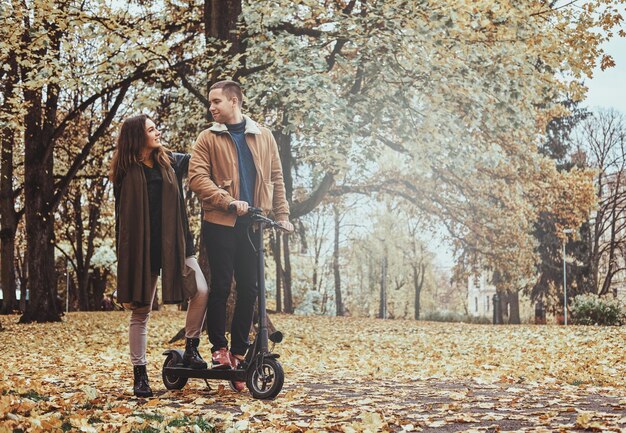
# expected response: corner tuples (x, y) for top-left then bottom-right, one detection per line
(210, 80), (243, 108)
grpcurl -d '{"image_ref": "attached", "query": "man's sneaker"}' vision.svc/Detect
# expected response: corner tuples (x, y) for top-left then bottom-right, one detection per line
(211, 347), (232, 369)
(229, 352), (246, 392)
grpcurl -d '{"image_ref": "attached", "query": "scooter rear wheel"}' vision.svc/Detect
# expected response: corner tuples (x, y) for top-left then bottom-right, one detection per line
(247, 357), (284, 400)
(162, 354), (188, 390)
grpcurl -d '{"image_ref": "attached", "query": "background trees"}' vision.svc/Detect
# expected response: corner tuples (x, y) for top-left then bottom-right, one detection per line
(2, 0), (625, 322)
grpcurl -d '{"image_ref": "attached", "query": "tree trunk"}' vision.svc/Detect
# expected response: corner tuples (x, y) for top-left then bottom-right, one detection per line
(379, 254), (387, 319)
(333, 205), (343, 316)
(494, 292), (504, 324)
(413, 262), (425, 320)
(16, 242), (27, 312)
(282, 233), (293, 313)
(496, 291), (509, 325)
(18, 14), (64, 323)
(205, 0), (242, 52)
(0, 233), (18, 314)
(21, 164), (60, 322)
(90, 269), (108, 310)
(71, 192), (90, 311)
(0, 51), (20, 315)
(20, 73), (62, 323)
(508, 290), (521, 324)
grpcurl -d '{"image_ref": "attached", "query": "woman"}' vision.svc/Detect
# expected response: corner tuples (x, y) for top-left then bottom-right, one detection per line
(110, 114), (209, 397)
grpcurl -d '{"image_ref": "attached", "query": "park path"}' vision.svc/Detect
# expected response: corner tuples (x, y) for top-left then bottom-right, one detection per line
(137, 372), (626, 432)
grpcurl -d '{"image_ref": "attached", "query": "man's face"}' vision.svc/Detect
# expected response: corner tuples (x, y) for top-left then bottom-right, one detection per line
(209, 88), (237, 124)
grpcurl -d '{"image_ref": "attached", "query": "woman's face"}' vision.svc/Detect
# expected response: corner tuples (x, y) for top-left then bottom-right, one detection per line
(144, 118), (161, 151)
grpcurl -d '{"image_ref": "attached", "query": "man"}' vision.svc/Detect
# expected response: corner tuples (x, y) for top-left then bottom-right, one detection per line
(189, 80), (293, 389)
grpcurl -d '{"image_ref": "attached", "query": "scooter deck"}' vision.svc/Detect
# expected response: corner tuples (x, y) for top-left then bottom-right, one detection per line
(164, 364), (247, 381)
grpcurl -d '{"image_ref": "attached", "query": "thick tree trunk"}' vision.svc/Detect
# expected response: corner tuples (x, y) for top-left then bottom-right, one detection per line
(282, 233), (293, 313)
(497, 291), (510, 325)
(20, 167), (60, 322)
(19, 16), (64, 323)
(333, 205), (343, 316)
(0, 234), (18, 314)
(20, 76), (62, 323)
(205, 0), (242, 51)
(508, 290), (521, 324)
(0, 52), (20, 315)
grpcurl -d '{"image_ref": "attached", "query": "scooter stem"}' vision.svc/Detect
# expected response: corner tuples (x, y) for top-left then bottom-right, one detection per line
(257, 221), (269, 353)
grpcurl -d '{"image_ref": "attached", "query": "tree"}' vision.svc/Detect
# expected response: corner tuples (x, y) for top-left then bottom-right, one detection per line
(577, 109), (626, 296)
(161, 0), (623, 313)
(332, 204), (344, 316)
(5, 0), (208, 322)
(0, 4), (24, 314)
(55, 134), (116, 311)
(531, 101), (591, 308)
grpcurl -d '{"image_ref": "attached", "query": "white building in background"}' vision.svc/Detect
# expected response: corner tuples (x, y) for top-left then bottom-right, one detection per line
(467, 273), (495, 318)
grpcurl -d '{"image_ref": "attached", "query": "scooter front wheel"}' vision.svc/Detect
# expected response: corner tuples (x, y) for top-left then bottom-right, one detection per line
(247, 357), (284, 400)
(162, 354), (188, 390)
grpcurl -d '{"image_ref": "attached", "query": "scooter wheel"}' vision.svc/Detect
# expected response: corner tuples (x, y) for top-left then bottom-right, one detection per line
(162, 354), (188, 390)
(246, 357), (284, 400)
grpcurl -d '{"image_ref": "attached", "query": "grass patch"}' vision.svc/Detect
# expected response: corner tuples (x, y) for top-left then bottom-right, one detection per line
(135, 412), (165, 422)
(195, 418), (216, 431)
(422, 311), (492, 324)
(22, 390), (49, 402)
(168, 416), (215, 431)
(88, 416), (103, 424)
(168, 416), (192, 427)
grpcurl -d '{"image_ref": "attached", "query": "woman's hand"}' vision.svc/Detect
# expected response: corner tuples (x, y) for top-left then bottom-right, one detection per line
(276, 220), (294, 233)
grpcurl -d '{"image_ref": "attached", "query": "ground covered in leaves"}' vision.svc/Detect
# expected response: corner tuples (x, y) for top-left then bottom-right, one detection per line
(1, 310), (625, 432)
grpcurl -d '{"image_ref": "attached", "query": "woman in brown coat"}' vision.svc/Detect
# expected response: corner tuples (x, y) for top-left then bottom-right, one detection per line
(110, 114), (209, 397)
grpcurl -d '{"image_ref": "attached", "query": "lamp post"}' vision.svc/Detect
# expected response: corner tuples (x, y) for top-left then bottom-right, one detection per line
(562, 228), (573, 325)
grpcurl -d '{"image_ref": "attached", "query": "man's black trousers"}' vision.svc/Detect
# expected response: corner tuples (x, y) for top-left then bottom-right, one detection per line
(202, 220), (260, 356)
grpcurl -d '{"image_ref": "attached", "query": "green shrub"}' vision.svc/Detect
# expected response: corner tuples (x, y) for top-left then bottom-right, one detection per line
(570, 294), (625, 326)
(421, 310), (492, 324)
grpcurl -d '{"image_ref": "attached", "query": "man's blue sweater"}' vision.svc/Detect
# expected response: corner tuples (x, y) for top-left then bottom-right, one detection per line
(226, 119), (257, 212)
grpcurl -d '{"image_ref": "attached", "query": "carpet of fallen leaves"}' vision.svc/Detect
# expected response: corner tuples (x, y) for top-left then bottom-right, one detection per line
(1, 310), (625, 432)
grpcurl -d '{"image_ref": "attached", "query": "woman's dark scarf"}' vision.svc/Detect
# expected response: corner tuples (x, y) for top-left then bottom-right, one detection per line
(116, 163), (195, 306)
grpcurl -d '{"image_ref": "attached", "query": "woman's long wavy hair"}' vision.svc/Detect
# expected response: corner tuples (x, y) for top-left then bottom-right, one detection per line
(109, 114), (171, 186)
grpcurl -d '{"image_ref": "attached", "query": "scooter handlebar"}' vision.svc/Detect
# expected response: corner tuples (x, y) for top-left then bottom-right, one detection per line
(227, 204), (289, 232)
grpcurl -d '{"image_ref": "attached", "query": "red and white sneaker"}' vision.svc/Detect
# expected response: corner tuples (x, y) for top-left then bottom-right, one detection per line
(229, 352), (246, 392)
(211, 347), (232, 369)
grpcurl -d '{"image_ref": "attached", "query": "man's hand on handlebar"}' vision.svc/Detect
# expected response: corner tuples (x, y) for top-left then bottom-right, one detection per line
(228, 202), (294, 233)
(229, 200), (249, 216)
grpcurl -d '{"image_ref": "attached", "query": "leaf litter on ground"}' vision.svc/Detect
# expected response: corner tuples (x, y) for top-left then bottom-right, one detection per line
(0, 309), (624, 432)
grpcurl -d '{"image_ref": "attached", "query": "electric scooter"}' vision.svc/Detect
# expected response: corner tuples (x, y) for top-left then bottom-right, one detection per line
(161, 207), (286, 400)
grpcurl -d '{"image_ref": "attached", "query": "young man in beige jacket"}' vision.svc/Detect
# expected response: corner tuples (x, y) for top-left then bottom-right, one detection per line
(189, 80), (293, 390)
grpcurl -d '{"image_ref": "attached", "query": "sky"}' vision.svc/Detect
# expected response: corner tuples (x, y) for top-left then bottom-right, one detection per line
(583, 35), (626, 114)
